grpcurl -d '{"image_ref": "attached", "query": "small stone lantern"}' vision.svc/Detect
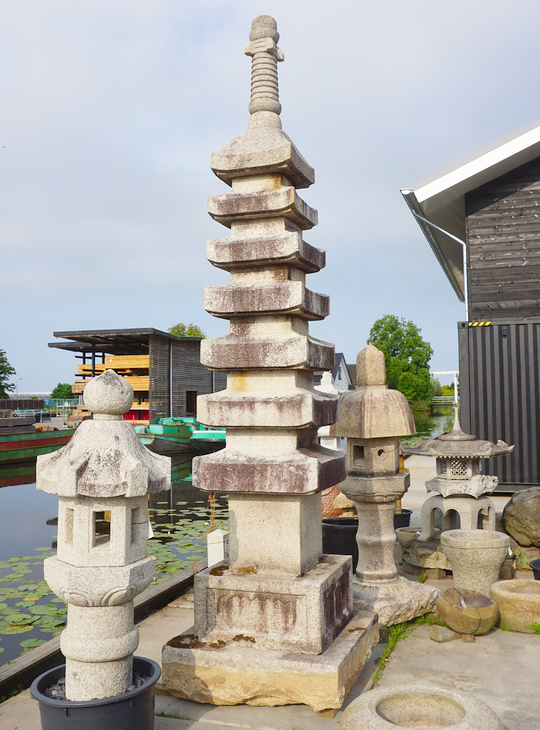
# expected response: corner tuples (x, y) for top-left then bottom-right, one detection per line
(331, 345), (439, 625)
(36, 370), (170, 701)
(403, 411), (514, 541)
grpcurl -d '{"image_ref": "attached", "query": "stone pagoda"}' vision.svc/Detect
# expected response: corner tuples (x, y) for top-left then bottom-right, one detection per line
(403, 411), (514, 541)
(331, 345), (439, 625)
(161, 16), (377, 714)
(36, 370), (170, 701)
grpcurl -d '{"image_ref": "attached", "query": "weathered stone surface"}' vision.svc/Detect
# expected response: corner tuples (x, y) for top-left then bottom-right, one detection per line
(503, 487), (540, 547)
(193, 444), (346, 495)
(339, 682), (504, 729)
(227, 492), (323, 575)
(194, 555), (352, 654)
(490, 579), (540, 633)
(402, 534), (452, 570)
(55, 495), (150, 567)
(207, 230), (324, 272)
(162, 611), (378, 712)
(208, 187), (317, 228)
(429, 625), (461, 643)
(332, 389), (414, 440)
(44, 555), (156, 606)
(210, 127), (315, 189)
(200, 332), (334, 370)
(419, 493), (495, 542)
(353, 576), (439, 627)
(204, 281), (329, 319)
(436, 588), (499, 635)
(427, 474), (499, 498)
(441, 529), (509, 597)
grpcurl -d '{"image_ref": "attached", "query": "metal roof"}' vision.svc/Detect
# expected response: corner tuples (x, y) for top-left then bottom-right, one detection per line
(49, 328), (202, 355)
(401, 116), (540, 301)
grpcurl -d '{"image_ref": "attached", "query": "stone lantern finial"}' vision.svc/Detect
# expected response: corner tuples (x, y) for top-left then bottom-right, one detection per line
(245, 15), (284, 124)
(83, 368), (134, 420)
(356, 344), (387, 388)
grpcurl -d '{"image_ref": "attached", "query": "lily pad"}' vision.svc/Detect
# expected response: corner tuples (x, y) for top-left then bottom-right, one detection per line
(20, 638), (47, 649)
(0, 624), (33, 634)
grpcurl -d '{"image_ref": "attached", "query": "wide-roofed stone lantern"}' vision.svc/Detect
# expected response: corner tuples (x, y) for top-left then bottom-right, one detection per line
(331, 345), (439, 625)
(403, 412), (514, 541)
(36, 370), (170, 702)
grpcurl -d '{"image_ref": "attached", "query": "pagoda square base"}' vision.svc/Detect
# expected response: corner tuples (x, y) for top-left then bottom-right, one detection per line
(194, 554), (352, 654)
(353, 576), (439, 627)
(161, 610), (378, 712)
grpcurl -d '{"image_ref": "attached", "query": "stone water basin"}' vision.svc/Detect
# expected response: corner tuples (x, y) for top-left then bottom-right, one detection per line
(490, 579), (540, 633)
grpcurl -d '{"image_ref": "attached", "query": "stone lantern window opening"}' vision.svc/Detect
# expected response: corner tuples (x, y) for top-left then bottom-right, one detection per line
(93, 510), (111, 547)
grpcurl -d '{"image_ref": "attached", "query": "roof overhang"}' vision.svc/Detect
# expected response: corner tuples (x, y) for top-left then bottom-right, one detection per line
(49, 328), (202, 355)
(401, 116), (540, 301)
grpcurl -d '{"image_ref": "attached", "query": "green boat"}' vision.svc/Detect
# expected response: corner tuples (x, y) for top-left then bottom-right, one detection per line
(135, 417), (225, 456)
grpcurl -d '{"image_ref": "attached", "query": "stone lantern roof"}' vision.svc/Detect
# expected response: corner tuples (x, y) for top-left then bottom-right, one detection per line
(37, 370), (170, 498)
(331, 345), (415, 439)
(402, 410), (514, 459)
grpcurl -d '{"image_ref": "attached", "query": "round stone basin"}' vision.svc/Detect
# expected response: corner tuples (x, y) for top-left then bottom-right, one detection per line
(490, 579), (540, 633)
(377, 689), (465, 726)
(339, 683), (503, 729)
(395, 527), (421, 549)
(437, 588), (499, 635)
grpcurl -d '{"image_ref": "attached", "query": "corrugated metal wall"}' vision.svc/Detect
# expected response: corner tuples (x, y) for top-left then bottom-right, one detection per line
(458, 320), (540, 491)
(149, 336), (170, 421)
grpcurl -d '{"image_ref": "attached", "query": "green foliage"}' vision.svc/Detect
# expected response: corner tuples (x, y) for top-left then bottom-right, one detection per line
(516, 552), (532, 571)
(529, 622), (540, 634)
(0, 349), (15, 399)
(417, 570), (427, 584)
(442, 384), (455, 396)
(372, 622), (411, 684)
(367, 315), (433, 405)
(168, 323), (206, 338)
(50, 383), (73, 399)
(414, 612), (445, 627)
(430, 378), (442, 398)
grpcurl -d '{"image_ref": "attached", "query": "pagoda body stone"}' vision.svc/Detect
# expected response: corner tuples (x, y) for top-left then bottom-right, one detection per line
(161, 16), (377, 713)
(331, 345), (439, 626)
(37, 370), (170, 702)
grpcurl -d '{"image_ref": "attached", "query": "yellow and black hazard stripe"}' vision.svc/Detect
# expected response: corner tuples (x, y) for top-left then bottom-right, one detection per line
(468, 322), (491, 327)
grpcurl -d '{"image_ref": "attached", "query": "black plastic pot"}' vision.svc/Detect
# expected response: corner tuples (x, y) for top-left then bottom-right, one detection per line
(530, 558), (540, 580)
(30, 656), (160, 730)
(323, 517), (359, 572)
(393, 509), (413, 529)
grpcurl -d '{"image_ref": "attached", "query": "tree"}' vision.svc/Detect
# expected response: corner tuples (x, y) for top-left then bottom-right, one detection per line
(0, 349), (15, 399)
(168, 323), (206, 338)
(51, 383), (73, 399)
(367, 315), (433, 405)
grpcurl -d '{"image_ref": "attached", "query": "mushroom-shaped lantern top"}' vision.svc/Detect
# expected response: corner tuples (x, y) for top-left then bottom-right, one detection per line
(331, 345), (415, 439)
(402, 408), (514, 458)
(36, 370), (171, 498)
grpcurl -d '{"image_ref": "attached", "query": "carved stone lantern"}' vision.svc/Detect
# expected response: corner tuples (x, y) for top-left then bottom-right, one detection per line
(331, 345), (439, 625)
(36, 370), (170, 702)
(403, 411), (514, 541)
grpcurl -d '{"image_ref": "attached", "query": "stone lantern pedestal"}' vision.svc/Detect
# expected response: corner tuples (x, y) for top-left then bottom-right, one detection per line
(331, 346), (439, 626)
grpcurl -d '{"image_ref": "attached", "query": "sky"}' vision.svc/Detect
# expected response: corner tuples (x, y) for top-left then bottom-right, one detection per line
(2, 0), (540, 391)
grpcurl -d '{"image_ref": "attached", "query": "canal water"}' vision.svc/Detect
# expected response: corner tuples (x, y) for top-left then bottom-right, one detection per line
(0, 414), (446, 666)
(0, 457), (227, 666)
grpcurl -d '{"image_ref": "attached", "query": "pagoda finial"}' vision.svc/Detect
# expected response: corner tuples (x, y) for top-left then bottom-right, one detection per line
(245, 15), (284, 126)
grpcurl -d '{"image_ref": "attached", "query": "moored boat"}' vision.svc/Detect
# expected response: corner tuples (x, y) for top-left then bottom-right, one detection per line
(135, 417), (225, 456)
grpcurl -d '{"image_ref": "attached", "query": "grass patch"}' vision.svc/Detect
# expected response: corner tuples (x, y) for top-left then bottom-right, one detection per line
(417, 570), (427, 583)
(515, 552), (532, 571)
(0, 685), (22, 704)
(414, 612), (445, 627)
(372, 622), (410, 685)
(529, 622), (540, 634)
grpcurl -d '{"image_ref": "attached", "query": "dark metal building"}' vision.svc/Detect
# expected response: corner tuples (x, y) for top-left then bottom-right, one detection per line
(50, 328), (226, 423)
(402, 119), (540, 490)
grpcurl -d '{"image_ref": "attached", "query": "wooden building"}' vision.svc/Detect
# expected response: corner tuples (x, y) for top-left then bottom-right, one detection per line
(50, 328), (226, 425)
(402, 118), (540, 490)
